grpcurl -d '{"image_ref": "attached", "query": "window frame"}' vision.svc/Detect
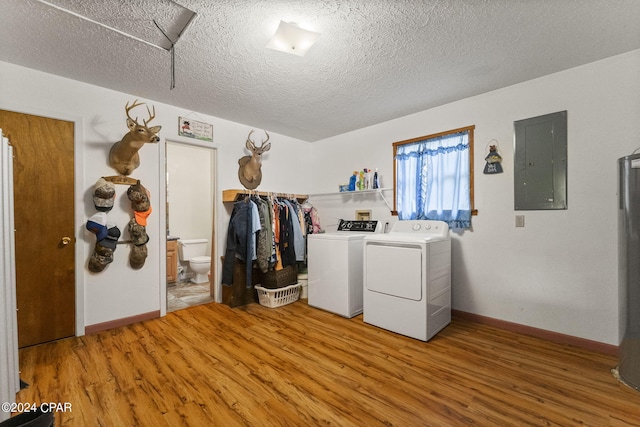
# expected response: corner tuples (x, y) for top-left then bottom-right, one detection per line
(392, 125), (477, 217)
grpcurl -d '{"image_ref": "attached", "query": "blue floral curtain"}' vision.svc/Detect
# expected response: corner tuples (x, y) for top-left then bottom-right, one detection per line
(396, 131), (471, 229)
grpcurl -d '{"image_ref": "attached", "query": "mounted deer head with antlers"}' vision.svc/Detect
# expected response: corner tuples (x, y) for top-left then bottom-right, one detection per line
(238, 130), (271, 190)
(108, 99), (162, 176)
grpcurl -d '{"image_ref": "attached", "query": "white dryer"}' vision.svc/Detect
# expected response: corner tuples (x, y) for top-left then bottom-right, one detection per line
(363, 220), (451, 341)
(308, 219), (382, 318)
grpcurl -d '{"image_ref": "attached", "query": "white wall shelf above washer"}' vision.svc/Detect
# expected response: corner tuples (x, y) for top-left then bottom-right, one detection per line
(309, 188), (393, 212)
(309, 188), (392, 197)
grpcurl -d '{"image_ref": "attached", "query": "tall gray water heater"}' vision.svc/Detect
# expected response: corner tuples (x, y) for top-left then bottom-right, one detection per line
(618, 153), (640, 391)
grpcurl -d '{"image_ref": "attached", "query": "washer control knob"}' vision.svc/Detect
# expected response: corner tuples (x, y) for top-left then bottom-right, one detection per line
(412, 223), (421, 231)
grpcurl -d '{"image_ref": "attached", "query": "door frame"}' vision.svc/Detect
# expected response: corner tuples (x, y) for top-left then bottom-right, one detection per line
(158, 138), (219, 315)
(1, 103), (86, 336)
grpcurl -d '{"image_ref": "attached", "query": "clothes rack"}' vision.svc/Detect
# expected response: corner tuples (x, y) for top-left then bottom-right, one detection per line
(222, 189), (308, 203)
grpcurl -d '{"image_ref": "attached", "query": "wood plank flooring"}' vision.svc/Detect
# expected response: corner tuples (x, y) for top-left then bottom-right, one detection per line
(14, 301), (640, 426)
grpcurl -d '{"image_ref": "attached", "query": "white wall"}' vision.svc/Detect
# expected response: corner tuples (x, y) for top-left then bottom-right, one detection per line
(2, 49), (639, 345)
(0, 61), (313, 328)
(310, 50), (640, 345)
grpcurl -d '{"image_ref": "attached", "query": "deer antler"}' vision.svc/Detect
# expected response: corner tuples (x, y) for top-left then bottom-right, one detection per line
(143, 105), (156, 127)
(125, 99), (156, 127)
(246, 130), (256, 149)
(125, 99), (145, 124)
(247, 130), (270, 150)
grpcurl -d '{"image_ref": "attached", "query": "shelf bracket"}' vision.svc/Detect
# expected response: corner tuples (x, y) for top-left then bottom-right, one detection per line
(376, 189), (393, 212)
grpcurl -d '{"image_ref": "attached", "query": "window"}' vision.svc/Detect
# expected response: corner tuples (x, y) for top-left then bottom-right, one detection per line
(393, 125), (476, 229)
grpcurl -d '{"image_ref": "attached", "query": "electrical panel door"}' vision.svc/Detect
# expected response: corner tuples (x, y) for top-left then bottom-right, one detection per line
(514, 111), (567, 210)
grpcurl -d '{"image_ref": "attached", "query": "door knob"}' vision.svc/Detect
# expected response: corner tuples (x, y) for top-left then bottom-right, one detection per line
(61, 236), (72, 245)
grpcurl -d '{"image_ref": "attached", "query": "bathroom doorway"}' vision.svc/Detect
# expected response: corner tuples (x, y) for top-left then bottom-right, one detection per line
(165, 140), (215, 312)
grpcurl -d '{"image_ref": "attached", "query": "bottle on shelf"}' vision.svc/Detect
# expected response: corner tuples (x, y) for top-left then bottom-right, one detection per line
(348, 171), (357, 191)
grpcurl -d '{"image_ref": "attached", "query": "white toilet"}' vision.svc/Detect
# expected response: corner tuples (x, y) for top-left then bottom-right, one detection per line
(178, 239), (211, 284)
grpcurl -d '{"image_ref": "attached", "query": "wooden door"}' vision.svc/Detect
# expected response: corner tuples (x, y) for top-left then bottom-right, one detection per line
(0, 110), (75, 348)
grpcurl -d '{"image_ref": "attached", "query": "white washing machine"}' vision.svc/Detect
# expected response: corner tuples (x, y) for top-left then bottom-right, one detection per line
(363, 220), (451, 341)
(308, 219), (382, 318)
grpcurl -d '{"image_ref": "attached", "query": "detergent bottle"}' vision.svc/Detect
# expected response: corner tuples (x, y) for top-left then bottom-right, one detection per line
(348, 171), (357, 191)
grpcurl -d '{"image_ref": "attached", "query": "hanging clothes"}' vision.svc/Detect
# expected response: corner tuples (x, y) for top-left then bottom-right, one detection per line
(249, 198), (261, 261)
(222, 199), (254, 288)
(254, 197), (272, 273)
(302, 201), (322, 234)
(283, 199), (305, 262)
(272, 199), (283, 270)
(297, 202), (306, 238)
(222, 194), (322, 284)
(277, 198), (296, 268)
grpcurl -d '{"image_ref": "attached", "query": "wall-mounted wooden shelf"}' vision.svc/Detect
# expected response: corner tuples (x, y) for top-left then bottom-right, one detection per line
(222, 189), (308, 203)
(103, 175), (139, 185)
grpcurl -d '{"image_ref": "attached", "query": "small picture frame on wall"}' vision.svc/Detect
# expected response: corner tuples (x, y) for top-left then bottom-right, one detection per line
(178, 116), (213, 142)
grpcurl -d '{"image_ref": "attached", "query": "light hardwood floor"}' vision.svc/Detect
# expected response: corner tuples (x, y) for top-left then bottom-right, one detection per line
(14, 301), (640, 426)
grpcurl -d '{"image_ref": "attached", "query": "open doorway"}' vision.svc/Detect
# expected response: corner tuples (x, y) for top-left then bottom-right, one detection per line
(165, 140), (215, 312)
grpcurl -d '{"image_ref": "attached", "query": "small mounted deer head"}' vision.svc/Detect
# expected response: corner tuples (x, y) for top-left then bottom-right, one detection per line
(238, 130), (271, 190)
(108, 99), (162, 176)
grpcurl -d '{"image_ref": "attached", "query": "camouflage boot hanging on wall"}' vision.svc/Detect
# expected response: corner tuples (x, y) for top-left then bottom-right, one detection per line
(127, 181), (151, 269)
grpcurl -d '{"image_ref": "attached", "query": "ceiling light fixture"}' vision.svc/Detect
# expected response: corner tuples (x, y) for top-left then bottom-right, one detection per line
(266, 21), (321, 57)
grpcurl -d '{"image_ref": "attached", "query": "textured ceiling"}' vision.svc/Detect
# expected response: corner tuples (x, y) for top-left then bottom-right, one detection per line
(1, 0), (640, 142)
